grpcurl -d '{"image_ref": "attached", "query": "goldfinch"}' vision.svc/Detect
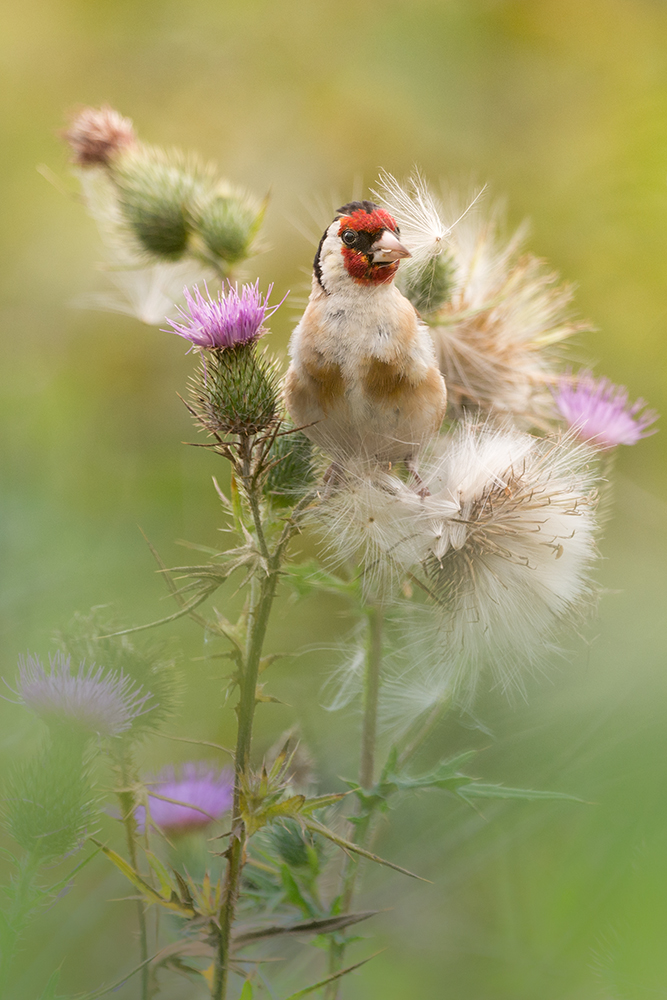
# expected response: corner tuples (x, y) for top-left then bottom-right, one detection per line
(285, 201), (447, 472)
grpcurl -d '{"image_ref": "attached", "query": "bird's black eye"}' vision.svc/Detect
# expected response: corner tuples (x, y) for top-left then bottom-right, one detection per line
(341, 230), (356, 247)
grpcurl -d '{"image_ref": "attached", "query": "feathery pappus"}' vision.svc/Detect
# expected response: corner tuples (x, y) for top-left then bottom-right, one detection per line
(284, 200), (447, 470)
(377, 172), (589, 430)
(314, 419), (600, 696)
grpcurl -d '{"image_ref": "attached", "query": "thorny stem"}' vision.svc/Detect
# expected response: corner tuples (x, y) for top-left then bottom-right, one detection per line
(0, 856), (39, 995)
(325, 604), (384, 1000)
(360, 606), (383, 791)
(325, 618), (448, 999)
(212, 474), (312, 1000)
(116, 752), (150, 1000)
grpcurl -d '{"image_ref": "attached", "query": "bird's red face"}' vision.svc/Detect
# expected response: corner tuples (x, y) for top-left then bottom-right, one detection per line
(336, 204), (411, 285)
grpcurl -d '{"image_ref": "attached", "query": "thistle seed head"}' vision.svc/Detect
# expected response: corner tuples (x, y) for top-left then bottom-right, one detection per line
(315, 421), (601, 696)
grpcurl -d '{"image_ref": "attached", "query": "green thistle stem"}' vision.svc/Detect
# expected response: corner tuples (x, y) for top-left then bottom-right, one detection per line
(0, 856), (39, 994)
(360, 605), (383, 791)
(115, 751), (150, 1000)
(325, 604), (384, 1000)
(212, 473), (310, 1000)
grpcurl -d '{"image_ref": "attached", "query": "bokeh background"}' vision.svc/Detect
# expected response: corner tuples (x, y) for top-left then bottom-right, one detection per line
(2, 1), (667, 997)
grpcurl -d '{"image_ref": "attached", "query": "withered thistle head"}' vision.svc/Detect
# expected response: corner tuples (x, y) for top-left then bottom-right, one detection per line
(63, 105), (136, 167)
(432, 210), (589, 428)
(315, 421), (600, 696)
(376, 170), (589, 429)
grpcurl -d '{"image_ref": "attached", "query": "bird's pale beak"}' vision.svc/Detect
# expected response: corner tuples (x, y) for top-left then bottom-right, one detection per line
(370, 230), (412, 263)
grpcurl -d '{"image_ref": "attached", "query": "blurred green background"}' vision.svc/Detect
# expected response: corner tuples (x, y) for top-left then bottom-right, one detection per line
(2, 0), (667, 997)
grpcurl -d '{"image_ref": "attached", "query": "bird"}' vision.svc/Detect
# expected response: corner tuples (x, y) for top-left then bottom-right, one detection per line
(284, 200), (447, 482)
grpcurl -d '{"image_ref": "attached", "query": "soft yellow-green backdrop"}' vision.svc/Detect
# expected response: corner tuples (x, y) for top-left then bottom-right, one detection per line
(2, 1), (667, 998)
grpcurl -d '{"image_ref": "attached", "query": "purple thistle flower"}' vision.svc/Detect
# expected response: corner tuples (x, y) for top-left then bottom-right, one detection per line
(166, 280), (286, 349)
(136, 763), (233, 834)
(10, 652), (154, 737)
(553, 371), (658, 449)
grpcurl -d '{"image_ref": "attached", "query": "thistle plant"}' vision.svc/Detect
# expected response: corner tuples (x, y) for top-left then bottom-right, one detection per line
(4, 119), (657, 1000)
(62, 105), (265, 325)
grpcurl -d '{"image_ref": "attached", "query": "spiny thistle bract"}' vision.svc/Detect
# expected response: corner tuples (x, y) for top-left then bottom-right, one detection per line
(111, 146), (205, 260)
(4, 743), (96, 861)
(268, 818), (320, 869)
(196, 188), (265, 266)
(264, 424), (316, 505)
(190, 344), (281, 437)
(12, 652), (154, 738)
(401, 251), (456, 315)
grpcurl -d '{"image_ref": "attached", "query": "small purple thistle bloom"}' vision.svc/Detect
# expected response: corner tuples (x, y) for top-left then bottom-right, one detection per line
(553, 371), (658, 449)
(10, 652), (153, 737)
(136, 763), (233, 834)
(166, 280), (286, 349)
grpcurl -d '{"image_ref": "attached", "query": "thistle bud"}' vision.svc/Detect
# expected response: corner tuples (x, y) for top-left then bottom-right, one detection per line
(4, 744), (95, 861)
(63, 105), (136, 167)
(196, 189), (264, 266)
(264, 424), (315, 505)
(110, 146), (206, 260)
(269, 818), (317, 869)
(167, 281), (285, 437)
(401, 251), (455, 315)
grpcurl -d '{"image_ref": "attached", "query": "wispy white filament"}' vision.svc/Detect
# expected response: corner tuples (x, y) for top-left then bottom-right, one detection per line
(315, 420), (600, 698)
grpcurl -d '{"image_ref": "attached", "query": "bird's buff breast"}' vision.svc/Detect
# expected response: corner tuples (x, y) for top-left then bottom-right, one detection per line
(286, 294), (446, 460)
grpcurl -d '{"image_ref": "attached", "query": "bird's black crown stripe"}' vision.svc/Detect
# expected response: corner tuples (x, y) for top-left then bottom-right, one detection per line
(313, 229), (328, 292)
(336, 200), (379, 217)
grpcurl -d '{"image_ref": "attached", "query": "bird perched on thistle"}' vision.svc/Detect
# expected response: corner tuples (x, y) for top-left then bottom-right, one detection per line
(284, 201), (447, 480)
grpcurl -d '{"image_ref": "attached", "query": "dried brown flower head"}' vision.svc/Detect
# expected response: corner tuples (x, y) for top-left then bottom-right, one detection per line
(63, 105), (136, 167)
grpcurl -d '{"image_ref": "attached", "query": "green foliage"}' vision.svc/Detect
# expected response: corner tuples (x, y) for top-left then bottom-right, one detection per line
(91, 839), (197, 917)
(189, 344), (280, 437)
(4, 743), (96, 862)
(197, 192), (263, 265)
(264, 425), (315, 506)
(282, 560), (361, 602)
(280, 951), (381, 999)
(353, 746), (584, 815)
(402, 252), (455, 315)
(111, 146), (206, 259)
